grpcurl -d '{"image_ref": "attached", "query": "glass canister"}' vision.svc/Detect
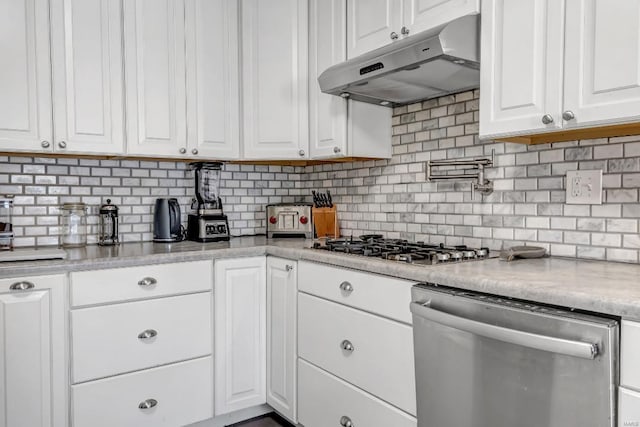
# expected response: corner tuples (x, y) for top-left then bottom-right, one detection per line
(60, 203), (88, 247)
(0, 195), (14, 250)
(98, 199), (119, 246)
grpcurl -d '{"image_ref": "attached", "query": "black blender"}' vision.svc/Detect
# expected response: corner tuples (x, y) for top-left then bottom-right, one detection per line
(187, 162), (230, 242)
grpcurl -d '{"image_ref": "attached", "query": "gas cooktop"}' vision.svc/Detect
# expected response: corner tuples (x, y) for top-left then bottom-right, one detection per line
(312, 234), (494, 265)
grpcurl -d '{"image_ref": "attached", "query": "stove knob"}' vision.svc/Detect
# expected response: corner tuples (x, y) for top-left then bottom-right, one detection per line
(269, 216), (277, 224)
(300, 216), (308, 224)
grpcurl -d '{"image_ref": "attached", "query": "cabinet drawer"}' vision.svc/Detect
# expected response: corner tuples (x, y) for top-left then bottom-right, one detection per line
(619, 387), (640, 427)
(72, 356), (213, 427)
(298, 293), (416, 415)
(71, 293), (212, 383)
(70, 260), (213, 306)
(622, 320), (640, 390)
(298, 261), (415, 324)
(298, 359), (416, 427)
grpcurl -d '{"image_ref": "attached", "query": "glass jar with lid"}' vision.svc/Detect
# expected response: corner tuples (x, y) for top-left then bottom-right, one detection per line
(0, 195), (14, 250)
(60, 203), (87, 247)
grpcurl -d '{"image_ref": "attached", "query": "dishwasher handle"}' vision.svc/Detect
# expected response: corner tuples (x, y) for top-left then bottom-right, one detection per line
(410, 301), (599, 360)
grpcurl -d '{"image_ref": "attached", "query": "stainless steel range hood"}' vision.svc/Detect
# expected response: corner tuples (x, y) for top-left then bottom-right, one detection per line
(318, 15), (480, 107)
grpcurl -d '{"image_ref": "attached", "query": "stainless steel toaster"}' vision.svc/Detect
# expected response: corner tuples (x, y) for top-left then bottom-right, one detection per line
(266, 203), (313, 239)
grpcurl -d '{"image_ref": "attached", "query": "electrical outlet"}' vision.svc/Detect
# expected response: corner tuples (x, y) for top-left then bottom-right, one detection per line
(566, 170), (603, 204)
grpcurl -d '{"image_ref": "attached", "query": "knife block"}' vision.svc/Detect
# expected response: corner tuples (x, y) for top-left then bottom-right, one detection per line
(312, 206), (339, 239)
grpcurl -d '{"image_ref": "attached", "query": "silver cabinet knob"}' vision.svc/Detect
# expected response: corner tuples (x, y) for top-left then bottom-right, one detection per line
(298, 149), (305, 157)
(340, 415), (353, 427)
(192, 148), (198, 155)
(179, 148), (187, 154)
(562, 110), (575, 121)
(137, 329), (158, 340)
(41, 140), (50, 148)
(285, 264), (294, 272)
(333, 146), (341, 154)
(390, 32), (398, 40)
(401, 26), (410, 36)
(341, 339), (355, 352)
(138, 398), (158, 410)
(10, 281), (35, 291)
(339, 281), (353, 294)
(137, 277), (157, 287)
(541, 114), (554, 125)
(58, 141), (67, 149)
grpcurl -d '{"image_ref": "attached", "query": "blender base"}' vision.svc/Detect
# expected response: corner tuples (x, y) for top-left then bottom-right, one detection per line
(187, 214), (230, 242)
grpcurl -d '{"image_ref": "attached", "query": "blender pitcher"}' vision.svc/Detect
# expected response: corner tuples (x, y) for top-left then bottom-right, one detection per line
(192, 162), (223, 213)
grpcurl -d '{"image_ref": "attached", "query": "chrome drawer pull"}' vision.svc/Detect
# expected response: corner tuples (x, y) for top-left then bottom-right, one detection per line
(341, 340), (354, 352)
(137, 277), (157, 287)
(285, 264), (294, 272)
(340, 415), (353, 427)
(138, 398), (158, 410)
(339, 281), (353, 293)
(138, 329), (158, 340)
(10, 281), (35, 291)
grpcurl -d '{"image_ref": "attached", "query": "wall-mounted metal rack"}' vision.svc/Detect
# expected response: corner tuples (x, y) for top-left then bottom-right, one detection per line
(426, 151), (494, 198)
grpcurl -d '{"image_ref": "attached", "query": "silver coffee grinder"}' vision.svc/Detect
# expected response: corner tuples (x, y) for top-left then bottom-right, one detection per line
(187, 162), (230, 242)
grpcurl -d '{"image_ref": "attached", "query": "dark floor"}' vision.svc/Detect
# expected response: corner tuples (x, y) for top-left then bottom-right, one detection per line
(229, 413), (292, 427)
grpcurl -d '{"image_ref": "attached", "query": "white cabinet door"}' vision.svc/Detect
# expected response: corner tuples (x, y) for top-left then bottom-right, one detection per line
(309, 0), (348, 159)
(124, 0), (187, 157)
(619, 387), (640, 427)
(564, 0), (640, 128)
(241, 0), (309, 160)
(403, 0), (479, 36)
(309, 0), (392, 160)
(347, 0), (402, 59)
(214, 257), (266, 415)
(50, 0), (125, 155)
(0, 0), (53, 153)
(185, 0), (240, 160)
(0, 275), (66, 427)
(266, 257), (297, 423)
(479, 0), (565, 139)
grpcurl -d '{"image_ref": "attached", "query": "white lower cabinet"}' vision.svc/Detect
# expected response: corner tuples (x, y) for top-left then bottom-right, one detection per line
(71, 292), (212, 383)
(298, 360), (417, 427)
(297, 262), (417, 426)
(72, 356), (213, 427)
(619, 387), (640, 427)
(214, 257), (267, 415)
(0, 274), (67, 427)
(266, 257), (298, 423)
(298, 293), (416, 415)
(70, 261), (214, 427)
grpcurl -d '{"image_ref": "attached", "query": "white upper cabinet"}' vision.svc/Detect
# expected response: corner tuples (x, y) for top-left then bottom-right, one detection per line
(347, 0), (402, 59)
(240, 0), (309, 160)
(310, 0), (348, 158)
(481, 0), (640, 142)
(50, 0), (125, 155)
(346, 0), (479, 59)
(479, 0), (564, 138)
(124, 0), (187, 157)
(403, 0), (479, 36)
(185, 0), (240, 159)
(310, 0), (392, 159)
(563, 0), (640, 128)
(0, 0), (53, 153)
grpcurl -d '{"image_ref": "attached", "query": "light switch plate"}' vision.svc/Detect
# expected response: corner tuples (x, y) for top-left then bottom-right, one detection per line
(566, 170), (603, 205)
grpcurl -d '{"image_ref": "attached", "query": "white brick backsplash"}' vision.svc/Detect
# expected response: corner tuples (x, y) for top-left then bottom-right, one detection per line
(4, 89), (640, 262)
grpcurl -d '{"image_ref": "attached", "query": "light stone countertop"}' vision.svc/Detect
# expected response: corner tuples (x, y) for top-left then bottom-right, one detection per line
(2, 236), (640, 320)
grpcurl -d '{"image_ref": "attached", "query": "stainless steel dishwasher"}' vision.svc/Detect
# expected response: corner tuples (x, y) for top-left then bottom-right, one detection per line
(410, 283), (618, 427)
